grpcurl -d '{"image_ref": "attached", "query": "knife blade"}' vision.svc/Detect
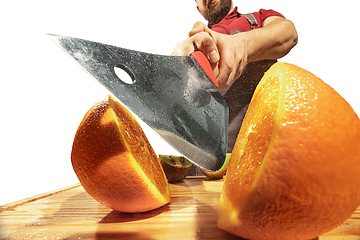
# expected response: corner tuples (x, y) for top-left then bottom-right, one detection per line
(48, 34), (228, 171)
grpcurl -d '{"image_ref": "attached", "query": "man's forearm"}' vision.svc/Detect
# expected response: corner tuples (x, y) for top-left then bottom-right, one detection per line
(172, 17), (298, 90)
(234, 16), (298, 63)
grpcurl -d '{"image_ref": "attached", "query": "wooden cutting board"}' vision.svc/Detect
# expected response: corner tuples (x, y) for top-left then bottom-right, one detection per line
(1, 177), (359, 240)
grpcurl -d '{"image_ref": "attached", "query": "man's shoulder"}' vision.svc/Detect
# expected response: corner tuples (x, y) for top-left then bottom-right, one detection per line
(253, 9), (285, 25)
(209, 8), (285, 34)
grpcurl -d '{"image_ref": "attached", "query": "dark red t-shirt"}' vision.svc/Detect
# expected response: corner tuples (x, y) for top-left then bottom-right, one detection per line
(209, 7), (285, 34)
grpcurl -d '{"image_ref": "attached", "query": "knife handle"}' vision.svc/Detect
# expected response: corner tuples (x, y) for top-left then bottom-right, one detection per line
(190, 52), (218, 88)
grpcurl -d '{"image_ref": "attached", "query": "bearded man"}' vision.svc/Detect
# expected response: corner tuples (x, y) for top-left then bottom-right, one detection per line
(173, 0), (298, 151)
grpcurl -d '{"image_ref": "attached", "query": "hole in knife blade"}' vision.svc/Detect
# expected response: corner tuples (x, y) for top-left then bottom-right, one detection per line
(114, 64), (135, 84)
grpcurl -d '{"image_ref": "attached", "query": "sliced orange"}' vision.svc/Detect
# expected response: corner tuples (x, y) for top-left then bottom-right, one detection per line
(71, 95), (170, 213)
(217, 62), (360, 240)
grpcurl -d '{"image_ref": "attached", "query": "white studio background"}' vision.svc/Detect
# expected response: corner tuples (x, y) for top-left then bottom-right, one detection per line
(1, 0), (359, 206)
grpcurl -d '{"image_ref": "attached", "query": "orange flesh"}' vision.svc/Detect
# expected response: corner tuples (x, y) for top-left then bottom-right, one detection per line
(224, 75), (280, 207)
(106, 99), (169, 197)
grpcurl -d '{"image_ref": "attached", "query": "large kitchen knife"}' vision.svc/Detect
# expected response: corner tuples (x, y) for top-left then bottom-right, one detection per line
(49, 34), (228, 171)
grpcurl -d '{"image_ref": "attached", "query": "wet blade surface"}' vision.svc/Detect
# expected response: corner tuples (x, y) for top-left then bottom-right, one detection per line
(49, 34), (228, 171)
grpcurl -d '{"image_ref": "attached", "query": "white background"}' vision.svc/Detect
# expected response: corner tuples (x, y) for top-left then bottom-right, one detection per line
(1, 0), (359, 206)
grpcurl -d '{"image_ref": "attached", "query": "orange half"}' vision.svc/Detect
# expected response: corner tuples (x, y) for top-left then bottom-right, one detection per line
(71, 95), (170, 213)
(217, 62), (360, 240)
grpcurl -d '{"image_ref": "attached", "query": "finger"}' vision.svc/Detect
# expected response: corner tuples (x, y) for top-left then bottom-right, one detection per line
(171, 39), (196, 56)
(218, 58), (247, 91)
(189, 21), (208, 37)
(212, 63), (219, 77)
(217, 63), (233, 91)
(215, 48), (235, 90)
(192, 32), (220, 63)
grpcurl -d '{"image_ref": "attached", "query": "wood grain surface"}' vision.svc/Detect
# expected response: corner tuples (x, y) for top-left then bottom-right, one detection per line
(1, 177), (359, 240)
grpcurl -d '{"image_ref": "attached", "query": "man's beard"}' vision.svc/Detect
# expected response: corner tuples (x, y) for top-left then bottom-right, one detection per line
(202, 0), (232, 23)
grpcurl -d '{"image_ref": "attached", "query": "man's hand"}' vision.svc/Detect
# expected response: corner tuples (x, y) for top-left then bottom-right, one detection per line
(172, 17), (298, 91)
(172, 21), (248, 91)
(189, 22), (249, 91)
(172, 29), (219, 63)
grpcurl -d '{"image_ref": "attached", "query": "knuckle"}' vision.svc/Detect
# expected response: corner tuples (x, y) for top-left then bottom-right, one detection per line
(201, 37), (214, 48)
(193, 21), (203, 27)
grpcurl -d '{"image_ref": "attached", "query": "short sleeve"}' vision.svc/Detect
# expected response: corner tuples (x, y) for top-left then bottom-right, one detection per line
(254, 9), (285, 27)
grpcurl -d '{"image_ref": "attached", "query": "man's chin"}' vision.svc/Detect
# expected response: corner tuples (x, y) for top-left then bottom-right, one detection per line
(203, 0), (232, 23)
